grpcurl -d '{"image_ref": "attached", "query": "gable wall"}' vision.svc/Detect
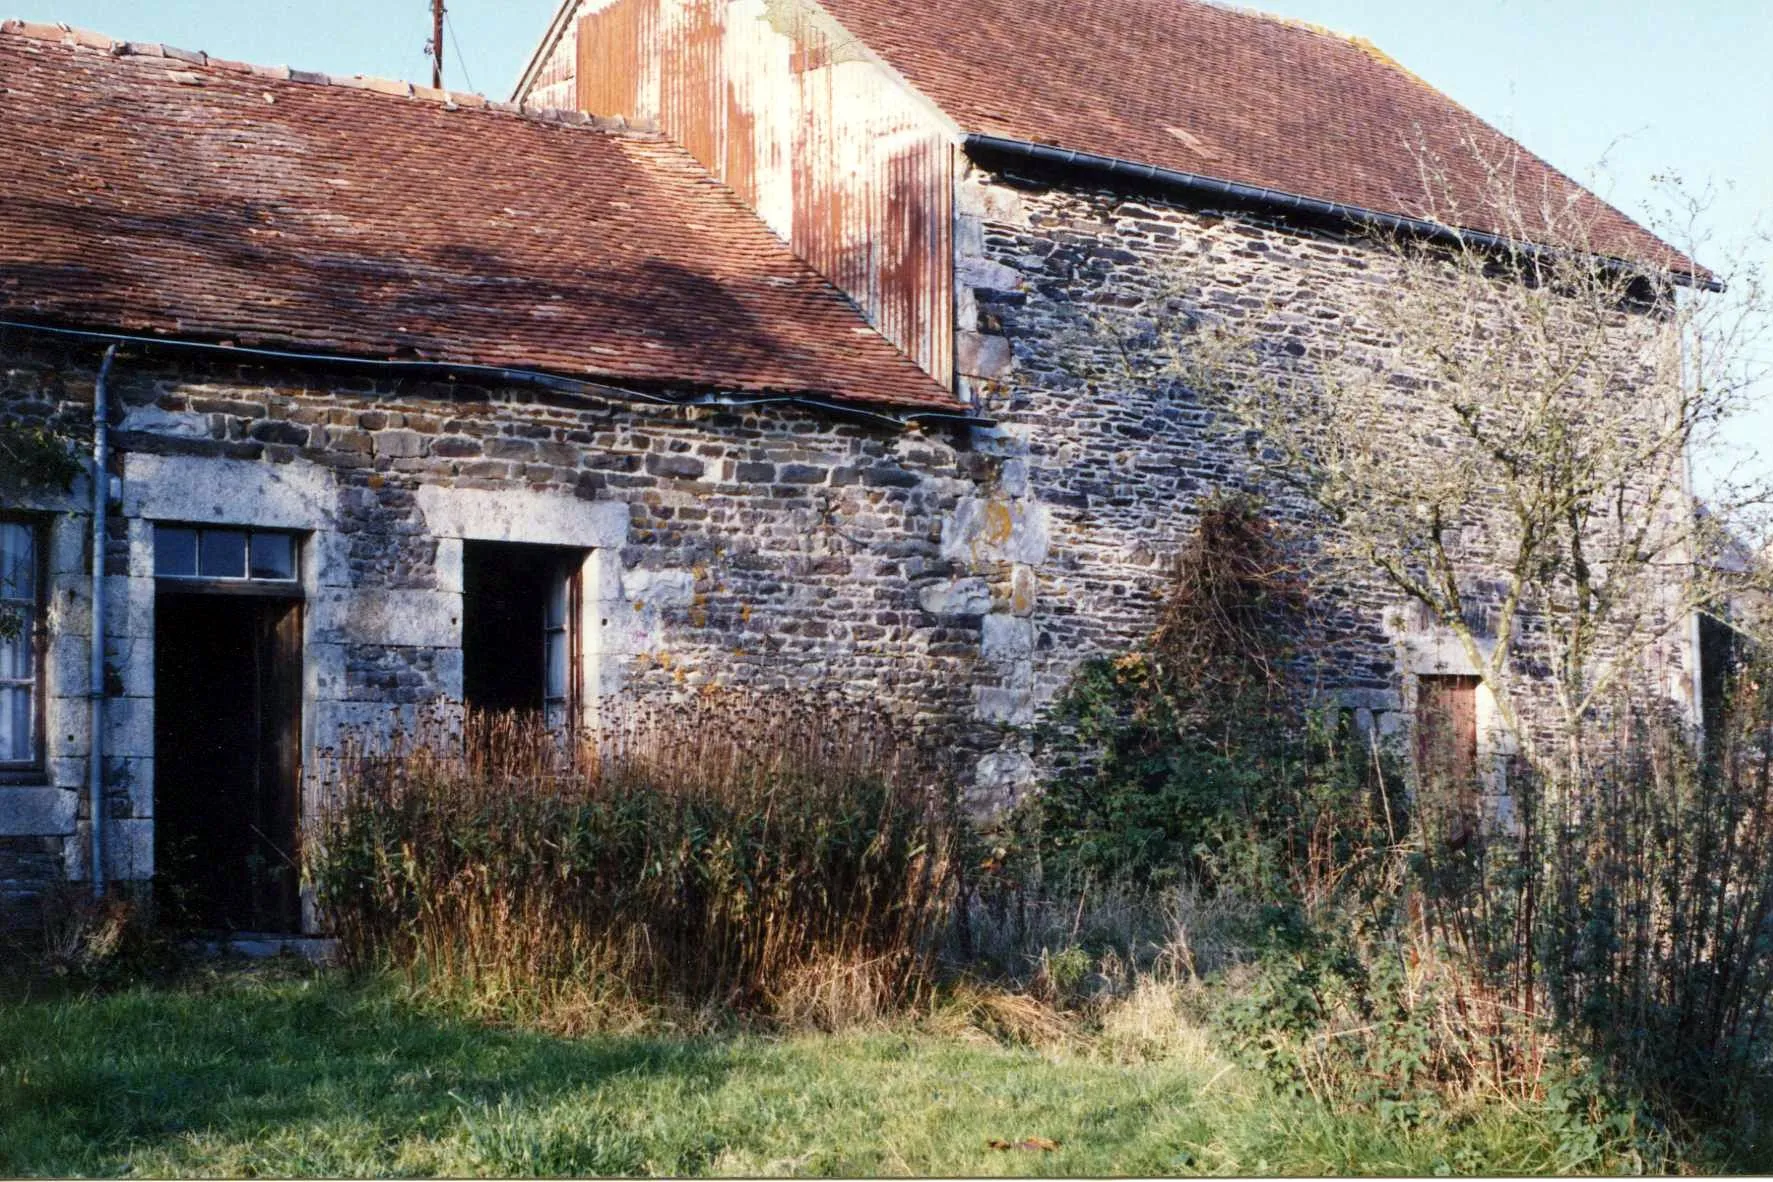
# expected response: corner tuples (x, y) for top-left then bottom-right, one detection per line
(946, 158), (1700, 819)
(522, 0), (955, 386)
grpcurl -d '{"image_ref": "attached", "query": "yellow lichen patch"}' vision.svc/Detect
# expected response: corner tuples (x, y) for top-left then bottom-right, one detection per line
(1010, 570), (1037, 616)
(982, 499), (1015, 545)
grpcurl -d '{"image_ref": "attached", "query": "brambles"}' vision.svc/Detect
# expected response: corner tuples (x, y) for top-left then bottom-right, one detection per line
(1029, 493), (1391, 897)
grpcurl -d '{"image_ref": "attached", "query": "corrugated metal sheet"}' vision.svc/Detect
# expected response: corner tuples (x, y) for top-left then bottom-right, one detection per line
(573, 0), (953, 386)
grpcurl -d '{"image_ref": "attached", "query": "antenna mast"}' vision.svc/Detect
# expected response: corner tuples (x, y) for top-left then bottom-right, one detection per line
(429, 0), (445, 89)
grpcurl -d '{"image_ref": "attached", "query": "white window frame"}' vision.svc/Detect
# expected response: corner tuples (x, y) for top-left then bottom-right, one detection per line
(0, 517), (47, 779)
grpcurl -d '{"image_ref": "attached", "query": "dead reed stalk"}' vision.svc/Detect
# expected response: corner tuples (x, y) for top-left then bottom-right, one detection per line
(310, 691), (959, 1029)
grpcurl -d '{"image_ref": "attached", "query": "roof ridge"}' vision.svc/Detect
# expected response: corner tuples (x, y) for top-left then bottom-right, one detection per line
(1186, 0), (1435, 86)
(1183, 2), (1671, 267)
(0, 17), (661, 135)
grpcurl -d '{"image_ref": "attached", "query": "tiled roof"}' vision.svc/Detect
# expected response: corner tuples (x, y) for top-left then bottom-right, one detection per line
(817, 0), (1698, 275)
(0, 22), (963, 413)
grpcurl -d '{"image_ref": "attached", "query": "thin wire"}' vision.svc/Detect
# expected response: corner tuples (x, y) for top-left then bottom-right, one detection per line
(445, 12), (475, 95)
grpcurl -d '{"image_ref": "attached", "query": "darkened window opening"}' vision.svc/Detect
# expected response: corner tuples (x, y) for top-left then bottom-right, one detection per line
(0, 516), (47, 780)
(154, 524), (299, 587)
(462, 541), (583, 723)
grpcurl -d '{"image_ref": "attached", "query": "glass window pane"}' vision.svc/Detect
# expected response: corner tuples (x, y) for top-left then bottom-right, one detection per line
(198, 529), (247, 579)
(0, 523), (35, 601)
(0, 633), (29, 681)
(155, 527), (198, 577)
(0, 685), (29, 763)
(249, 533), (297, 581)
(544, 570), (568, 628)
(544, 630), (568, 702)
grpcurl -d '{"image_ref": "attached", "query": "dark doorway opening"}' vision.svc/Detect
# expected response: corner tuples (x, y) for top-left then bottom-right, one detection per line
(154, 592), (304, 932)
(462, 541), (582, 722)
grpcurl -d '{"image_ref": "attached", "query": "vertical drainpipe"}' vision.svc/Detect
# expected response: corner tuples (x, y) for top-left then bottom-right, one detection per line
(89, 344), (117, 899)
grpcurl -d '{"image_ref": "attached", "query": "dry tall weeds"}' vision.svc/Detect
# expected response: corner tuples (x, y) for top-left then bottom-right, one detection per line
(310, 692), (959, 1030)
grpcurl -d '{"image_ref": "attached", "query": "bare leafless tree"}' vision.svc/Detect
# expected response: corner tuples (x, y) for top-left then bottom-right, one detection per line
(1102, 142), (1771, 790)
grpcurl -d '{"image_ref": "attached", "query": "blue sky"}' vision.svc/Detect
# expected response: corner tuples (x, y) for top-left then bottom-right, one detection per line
(13, 0), (1771, 487)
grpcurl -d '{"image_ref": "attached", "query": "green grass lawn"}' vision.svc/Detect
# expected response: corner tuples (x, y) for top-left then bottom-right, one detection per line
(0, 966), (1674, 1177)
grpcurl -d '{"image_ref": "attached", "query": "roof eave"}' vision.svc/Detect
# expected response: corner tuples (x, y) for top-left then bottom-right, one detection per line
(0, 317), (986, 427)
(512, 0), (581, 103)
(963, 134), (1722, 293)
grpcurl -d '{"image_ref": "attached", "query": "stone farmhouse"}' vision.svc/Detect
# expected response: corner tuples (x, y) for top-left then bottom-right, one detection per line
(0, 0), (1704, 933)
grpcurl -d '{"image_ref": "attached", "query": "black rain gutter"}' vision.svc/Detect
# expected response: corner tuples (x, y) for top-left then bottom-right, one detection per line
(0, 320), (992, 431)
(963, 134), (1724, 294)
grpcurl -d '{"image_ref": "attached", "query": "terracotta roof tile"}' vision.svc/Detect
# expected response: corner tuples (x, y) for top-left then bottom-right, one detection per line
(0, 22), (962, 413)
(818, 0), (1698, 275)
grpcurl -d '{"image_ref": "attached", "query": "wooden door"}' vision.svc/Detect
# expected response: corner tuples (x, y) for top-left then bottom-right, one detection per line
(252, 599), (304, 931)
(154, 593), (304, 932)
(1416, 674), (1480, 844)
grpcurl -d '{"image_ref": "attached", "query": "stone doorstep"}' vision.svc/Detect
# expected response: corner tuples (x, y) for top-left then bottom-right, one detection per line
(186, 933), (340, 965)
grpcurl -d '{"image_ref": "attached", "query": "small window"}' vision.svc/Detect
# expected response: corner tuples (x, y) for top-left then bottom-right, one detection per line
(155, 525), (299, 583)
(462, 541), (582, 724)
(199, 529), (247, 579)
(0, 519), (46, 774)
(155, 527), (198, 577)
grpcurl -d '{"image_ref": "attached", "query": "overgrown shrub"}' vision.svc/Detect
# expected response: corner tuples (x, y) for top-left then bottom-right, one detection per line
(310, 693), (959, 1029)
(1011, 495), (1773, 1166)
(1031, 493), (1394, 897)
(1413, 683), (1773, 1144)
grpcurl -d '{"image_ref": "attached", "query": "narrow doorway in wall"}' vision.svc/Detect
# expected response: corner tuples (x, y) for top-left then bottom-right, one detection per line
(1416, 674), (1480, 846)
(152, 525), (304, 933)
(461, 542), (583, 728)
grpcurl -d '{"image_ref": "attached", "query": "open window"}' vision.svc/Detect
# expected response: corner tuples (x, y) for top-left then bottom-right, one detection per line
(461, 541), (583, 727)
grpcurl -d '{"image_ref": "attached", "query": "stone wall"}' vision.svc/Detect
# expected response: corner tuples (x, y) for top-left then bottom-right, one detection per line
(950, 163), (1405, 738)
(946, 156), (1698, 813)
(0, 159), (1702, 928)
(0, 336), (1028, 928)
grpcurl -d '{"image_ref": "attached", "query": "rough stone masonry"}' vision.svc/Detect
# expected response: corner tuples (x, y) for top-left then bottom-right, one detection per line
(0, 163), (1694, 932)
